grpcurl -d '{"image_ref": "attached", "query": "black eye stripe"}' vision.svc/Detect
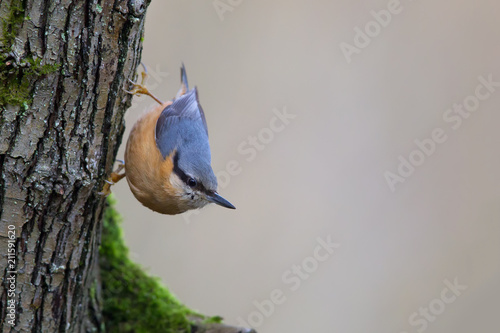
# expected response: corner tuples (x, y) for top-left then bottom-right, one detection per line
(172, 151), (208, 193)
(172, 151), (189, 183)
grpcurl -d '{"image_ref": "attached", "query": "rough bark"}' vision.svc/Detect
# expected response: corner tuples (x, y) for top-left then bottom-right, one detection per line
(0, 0), (150, 331)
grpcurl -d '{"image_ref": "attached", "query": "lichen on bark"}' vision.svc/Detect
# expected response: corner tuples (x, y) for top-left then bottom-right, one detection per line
(0, 0), (60, 107)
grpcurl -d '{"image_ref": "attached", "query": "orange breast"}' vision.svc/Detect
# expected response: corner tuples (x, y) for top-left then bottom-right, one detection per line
(124, 101), (186, 215)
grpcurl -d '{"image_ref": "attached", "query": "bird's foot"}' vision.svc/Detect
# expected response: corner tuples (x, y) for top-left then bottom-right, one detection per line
(123, 63), (164, 105)
(99, 160), (126, 197)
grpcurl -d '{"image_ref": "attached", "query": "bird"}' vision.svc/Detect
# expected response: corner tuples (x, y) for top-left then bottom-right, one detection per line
(100, 64), (235, 215)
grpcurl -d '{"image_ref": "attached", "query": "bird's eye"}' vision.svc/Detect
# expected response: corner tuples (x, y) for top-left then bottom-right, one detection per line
(187, 178), (197, 188)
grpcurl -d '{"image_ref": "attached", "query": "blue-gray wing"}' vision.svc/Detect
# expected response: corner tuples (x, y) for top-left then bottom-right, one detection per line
(155, 88), (209, 159)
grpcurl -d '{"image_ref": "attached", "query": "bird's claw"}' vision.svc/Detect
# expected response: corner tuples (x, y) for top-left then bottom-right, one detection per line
(123, 67), (163, 104)
(123, 79), (148, 96)
(99, 161), (127, 197)
(99, 181), (114, 197)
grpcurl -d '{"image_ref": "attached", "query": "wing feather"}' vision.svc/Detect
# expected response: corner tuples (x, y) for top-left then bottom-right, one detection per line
(155, 88), (209, 159)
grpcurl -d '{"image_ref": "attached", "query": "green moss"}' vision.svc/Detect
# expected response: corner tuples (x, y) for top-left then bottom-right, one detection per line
(0, 0), (60, 107)
(100, 196), (223, 332)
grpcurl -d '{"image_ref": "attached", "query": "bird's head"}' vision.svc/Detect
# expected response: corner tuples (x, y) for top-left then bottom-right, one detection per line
(167, 149), (235, 211)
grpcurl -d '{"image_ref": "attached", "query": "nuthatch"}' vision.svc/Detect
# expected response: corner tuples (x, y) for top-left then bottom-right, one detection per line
(100, 64), (235, 215)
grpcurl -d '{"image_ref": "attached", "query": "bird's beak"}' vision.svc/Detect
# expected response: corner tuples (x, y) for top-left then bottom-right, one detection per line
(206, 192), (235, 209)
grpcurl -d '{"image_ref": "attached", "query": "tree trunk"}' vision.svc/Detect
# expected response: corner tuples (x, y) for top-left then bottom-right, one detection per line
(0, 0), (150, 331)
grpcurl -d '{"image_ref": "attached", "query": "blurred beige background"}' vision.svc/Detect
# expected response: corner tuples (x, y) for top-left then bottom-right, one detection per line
(113, 0), (500, 332)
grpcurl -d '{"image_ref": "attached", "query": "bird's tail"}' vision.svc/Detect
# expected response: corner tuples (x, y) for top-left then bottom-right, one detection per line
(175, 63), (189, 99)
